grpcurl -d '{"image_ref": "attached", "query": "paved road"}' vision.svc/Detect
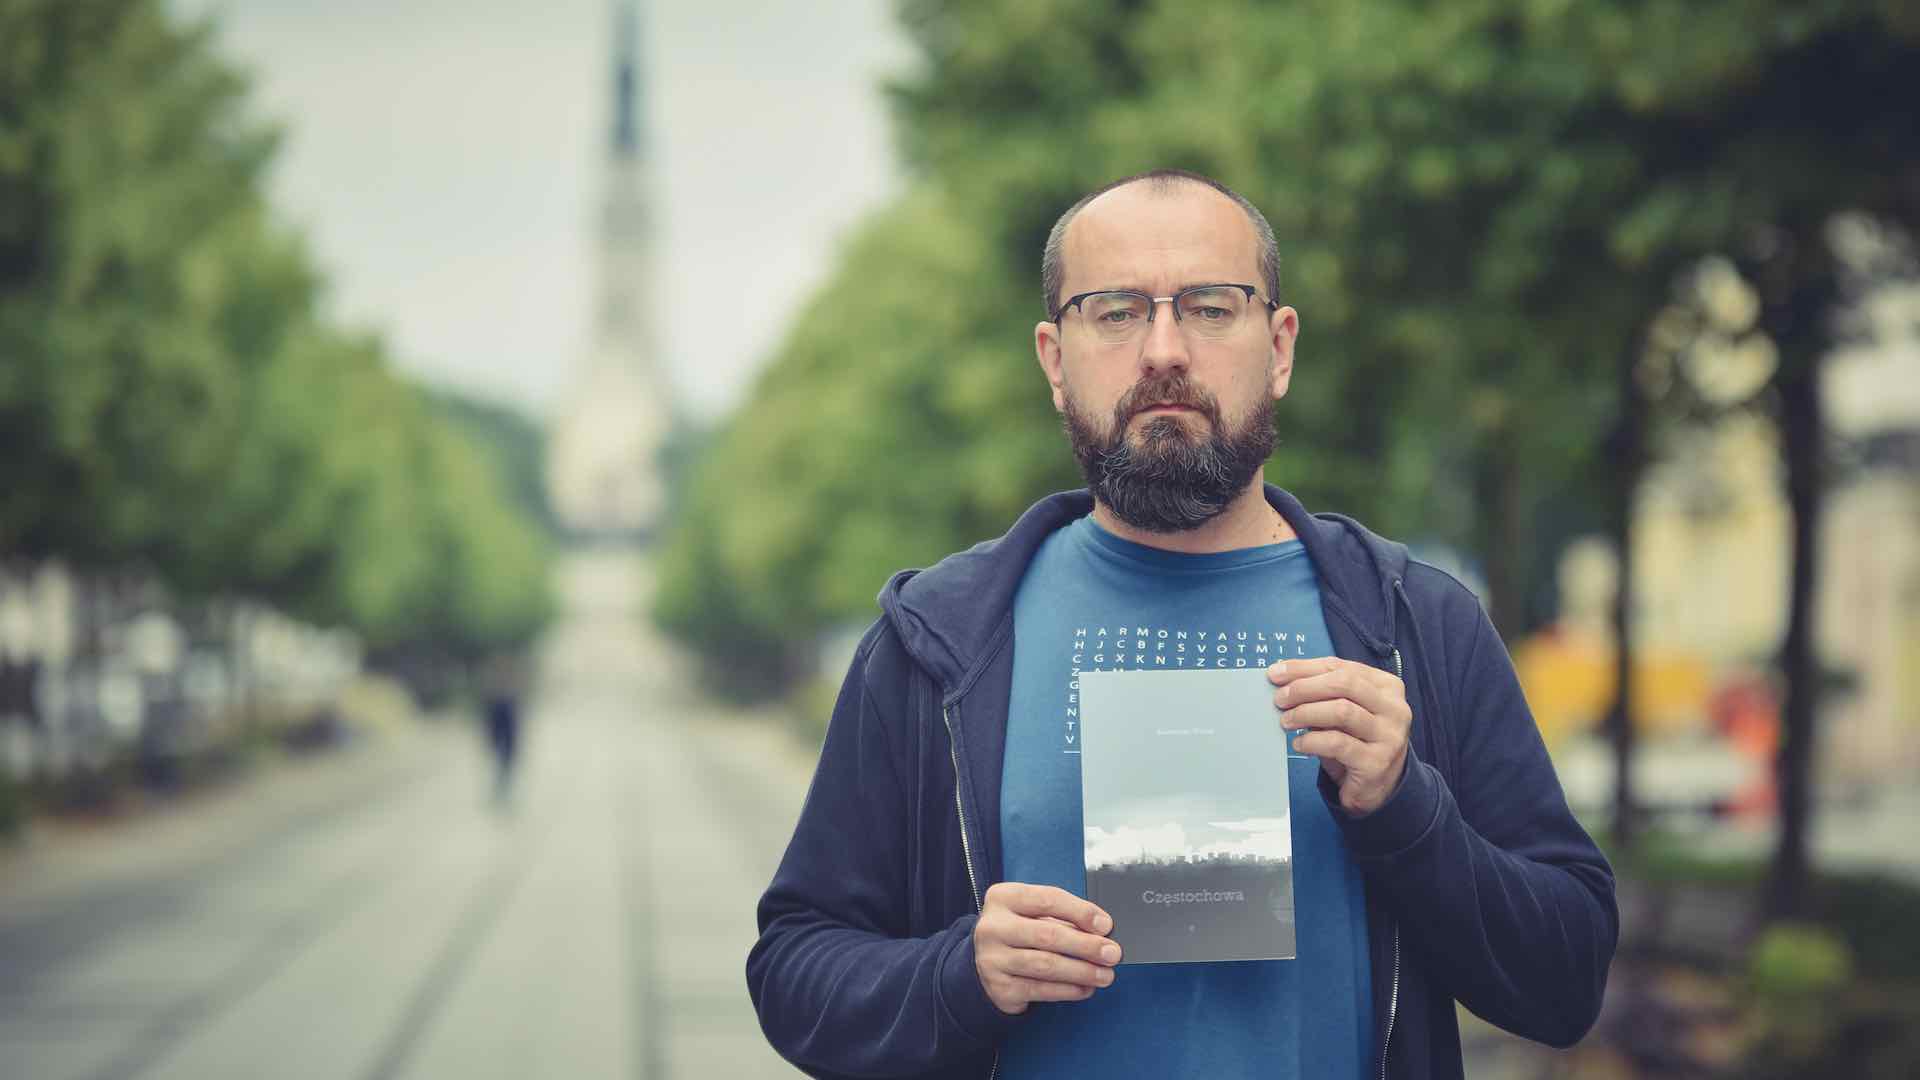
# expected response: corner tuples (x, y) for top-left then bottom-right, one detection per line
(0, 551), (812, 1080)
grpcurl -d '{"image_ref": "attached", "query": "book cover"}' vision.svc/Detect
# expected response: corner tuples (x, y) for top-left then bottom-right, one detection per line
(1079, 668), (1296, 964)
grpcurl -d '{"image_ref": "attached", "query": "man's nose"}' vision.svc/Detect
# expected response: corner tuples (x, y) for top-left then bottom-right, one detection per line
(1138, 299), (1191, 375)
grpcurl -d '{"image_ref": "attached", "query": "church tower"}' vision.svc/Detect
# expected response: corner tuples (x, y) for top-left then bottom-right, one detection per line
(547, 0), (672, 542)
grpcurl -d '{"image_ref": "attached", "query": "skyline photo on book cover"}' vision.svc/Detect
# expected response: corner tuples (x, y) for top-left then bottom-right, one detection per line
(1080, 668), (1297, 964)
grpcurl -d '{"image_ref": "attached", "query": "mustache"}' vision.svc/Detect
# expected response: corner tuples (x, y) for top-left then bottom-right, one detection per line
(1113, 372), (1220, 426)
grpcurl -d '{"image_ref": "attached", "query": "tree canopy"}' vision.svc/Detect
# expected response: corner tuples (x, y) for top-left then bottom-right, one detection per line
(0, 0), (553, 662)
(656, 0), (1918, 731)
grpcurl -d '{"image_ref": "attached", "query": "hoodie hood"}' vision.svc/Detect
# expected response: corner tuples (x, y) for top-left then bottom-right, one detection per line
(878, 485), (1412, 697)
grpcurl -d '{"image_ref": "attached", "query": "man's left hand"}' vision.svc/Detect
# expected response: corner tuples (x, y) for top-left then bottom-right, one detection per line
(1269, 658), (1411, 817)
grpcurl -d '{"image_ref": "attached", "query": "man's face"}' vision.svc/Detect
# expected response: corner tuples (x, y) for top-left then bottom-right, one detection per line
(1034, 183), (1300, 532)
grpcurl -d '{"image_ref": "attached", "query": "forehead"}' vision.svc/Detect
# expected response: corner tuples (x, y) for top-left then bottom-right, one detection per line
(1061, 182), (1261, 295)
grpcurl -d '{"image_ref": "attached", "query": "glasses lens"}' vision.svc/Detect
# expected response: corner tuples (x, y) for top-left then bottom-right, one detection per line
(1176, 286), (1249, 339)
(1081, 292), (1153, 342)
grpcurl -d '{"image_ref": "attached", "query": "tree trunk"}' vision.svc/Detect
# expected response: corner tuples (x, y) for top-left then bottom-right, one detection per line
(1749, 222), (1837, 923)
(1478, 435), (1531, 641)
(1767, 345), (1825, 921)
(1606, 343), (1648, 852)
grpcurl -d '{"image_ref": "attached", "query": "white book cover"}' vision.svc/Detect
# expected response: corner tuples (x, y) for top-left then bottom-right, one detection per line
(1079, 668), (1296, 964)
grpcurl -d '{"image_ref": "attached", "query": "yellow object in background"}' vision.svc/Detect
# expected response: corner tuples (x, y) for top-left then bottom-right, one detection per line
(1512, 629), (1714, 749)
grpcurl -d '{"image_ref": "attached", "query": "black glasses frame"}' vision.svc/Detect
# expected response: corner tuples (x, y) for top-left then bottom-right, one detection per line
(1048, 282), (1278, 326)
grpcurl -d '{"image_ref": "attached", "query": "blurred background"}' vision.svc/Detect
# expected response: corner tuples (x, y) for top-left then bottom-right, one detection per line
(1, 1), (1916, 1078)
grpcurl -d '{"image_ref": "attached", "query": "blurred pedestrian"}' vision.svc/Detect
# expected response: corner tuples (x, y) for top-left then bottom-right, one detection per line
(479, 652), (525, 806)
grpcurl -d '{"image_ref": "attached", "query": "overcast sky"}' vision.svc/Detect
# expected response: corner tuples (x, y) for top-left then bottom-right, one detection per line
(177, 0), (909, 420)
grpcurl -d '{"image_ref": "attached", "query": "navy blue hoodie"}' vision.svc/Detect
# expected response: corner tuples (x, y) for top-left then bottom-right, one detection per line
(748, 486), (1617, 1079)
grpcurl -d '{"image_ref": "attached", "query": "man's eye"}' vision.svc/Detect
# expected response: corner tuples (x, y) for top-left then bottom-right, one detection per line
(1097, 310), (1139, 324)
(1190, 306), (1231, 320)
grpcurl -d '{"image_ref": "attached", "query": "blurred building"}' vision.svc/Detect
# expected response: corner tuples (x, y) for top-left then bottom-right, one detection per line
(1818, 282), (1920, 785)
(1523, 280), (1920, 790)
(547, 0), (672, 543)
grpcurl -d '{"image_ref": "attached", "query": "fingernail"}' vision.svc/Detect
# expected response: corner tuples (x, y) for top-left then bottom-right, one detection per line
(1093, 913), (1112, 935)
(1276, 684), (1290, 704)
(1279, 709), (1293, 729)
(1096, 968), (1114, 986)
(1101, 944), (1120, 964)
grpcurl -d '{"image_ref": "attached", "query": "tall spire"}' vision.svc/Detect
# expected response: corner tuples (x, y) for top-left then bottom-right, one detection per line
(547, 0), (670, 542)
(613, 0), (641, 159)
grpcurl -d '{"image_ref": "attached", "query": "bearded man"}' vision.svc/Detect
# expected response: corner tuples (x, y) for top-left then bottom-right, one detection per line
(747, 169), (1616, 1080)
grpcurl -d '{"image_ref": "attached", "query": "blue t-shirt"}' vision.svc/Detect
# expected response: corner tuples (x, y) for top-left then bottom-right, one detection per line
(998, 516), (1372, 1078)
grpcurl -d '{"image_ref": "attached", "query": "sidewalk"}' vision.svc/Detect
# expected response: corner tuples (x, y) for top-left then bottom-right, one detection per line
(1, 548), (825, 1080)
(0, 719), (464, 934)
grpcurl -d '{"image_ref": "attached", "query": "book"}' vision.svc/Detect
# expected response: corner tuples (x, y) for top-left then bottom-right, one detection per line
(1079, 668), (1296, 964)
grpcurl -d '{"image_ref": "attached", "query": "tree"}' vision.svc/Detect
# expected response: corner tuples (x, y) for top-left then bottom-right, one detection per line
(0, 0), (279, 574)
(0, 0), (557, 702)
(655, 194), (1062, 697)
(1573, 5), (1920, 913)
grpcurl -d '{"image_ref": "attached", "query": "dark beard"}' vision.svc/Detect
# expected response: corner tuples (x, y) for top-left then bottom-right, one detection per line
(1063, 370), (1276, 533)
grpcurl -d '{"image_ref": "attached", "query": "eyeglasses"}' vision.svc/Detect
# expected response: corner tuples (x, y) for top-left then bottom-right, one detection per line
(1050, 283), (1278, 345)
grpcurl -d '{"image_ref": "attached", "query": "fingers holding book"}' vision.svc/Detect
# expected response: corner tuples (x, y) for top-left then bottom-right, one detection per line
(975, 882), (1122, 1015)
(1268, 658), (1411, 818)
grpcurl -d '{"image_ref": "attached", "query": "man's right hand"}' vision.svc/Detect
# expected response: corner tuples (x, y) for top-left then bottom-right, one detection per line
(972, 882), (1121, 1015)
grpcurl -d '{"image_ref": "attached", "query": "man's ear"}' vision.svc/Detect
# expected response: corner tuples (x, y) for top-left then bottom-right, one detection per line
(1268, 305), (1299, 402)
(1035, 320), (1067, 413)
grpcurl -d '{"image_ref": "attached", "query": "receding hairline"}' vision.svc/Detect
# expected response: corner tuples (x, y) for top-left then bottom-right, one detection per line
(1041, 169), (1281, 317)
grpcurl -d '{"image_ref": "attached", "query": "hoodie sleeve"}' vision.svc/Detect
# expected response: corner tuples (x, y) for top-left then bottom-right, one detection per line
(1327, 576), (1618, 1049)
(746, 622), (1015, 1078)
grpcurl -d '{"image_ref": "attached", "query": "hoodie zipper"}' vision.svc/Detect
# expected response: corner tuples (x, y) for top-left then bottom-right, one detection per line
(1380, 924), (1401, 1080)
(943, 703), (985, 914)
(1379, 645), (1405, 1080)
(943, 703), (998, 1080)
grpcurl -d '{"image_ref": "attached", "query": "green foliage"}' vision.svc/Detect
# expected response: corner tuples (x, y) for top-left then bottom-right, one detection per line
(0, 0), (553, 659)
(1809, 871), (1920, 985)
(1735, 878), (1920, 1078)
(654, 195), (1064, 696)
(1746, 923), (1857, 1064)
(655, 0), (1919, 686)
(1602, 827), (1770, 886)
(0, 0), (279, 568)
(1750, 922), (1854, 998)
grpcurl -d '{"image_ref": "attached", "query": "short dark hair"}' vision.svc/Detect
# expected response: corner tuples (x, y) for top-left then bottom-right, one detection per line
(1041, 168), (1281, 318)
